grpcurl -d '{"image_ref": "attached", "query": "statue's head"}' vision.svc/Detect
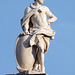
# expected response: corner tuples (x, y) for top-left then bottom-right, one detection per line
(34, 0), (45, 4)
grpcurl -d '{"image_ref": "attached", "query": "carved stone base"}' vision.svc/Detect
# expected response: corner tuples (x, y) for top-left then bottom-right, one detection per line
(16, 73), (47, 75)
(16, 70), (48, 75)
(6, 73), (48, 75)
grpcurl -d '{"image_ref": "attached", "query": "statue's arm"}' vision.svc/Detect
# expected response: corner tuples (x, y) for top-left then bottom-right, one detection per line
(44, 6), (57, 23)
(21, 7), (31, 33)
(23, 19), (29, 33)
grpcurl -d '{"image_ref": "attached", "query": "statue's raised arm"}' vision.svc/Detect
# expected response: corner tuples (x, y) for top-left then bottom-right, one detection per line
(44, 6), (57, 23)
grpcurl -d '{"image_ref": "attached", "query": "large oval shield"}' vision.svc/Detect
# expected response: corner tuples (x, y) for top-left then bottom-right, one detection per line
(15, 34), (36, 72)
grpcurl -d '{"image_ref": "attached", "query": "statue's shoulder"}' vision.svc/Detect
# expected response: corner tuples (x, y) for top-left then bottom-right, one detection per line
(43, 6), (50, 11)
(24, 6), (32, 15)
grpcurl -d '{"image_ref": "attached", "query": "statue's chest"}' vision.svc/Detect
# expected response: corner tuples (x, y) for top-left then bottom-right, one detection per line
(32, 8), (46, 19)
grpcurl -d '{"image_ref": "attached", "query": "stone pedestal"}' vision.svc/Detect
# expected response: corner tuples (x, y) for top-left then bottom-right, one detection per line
(6, 73), (48, 75)
(16, 73), (48, 75)
(16, 71), (48, 75)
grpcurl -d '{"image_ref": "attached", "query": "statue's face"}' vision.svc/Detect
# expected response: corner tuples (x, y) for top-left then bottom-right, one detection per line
(37, 0), (45, 4)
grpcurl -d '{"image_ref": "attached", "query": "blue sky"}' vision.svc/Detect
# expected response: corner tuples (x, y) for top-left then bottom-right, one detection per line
(0, 0), (75, 75)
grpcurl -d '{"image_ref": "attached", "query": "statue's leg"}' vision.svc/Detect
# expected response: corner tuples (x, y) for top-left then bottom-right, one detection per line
(37, 36), (46, 73)
(33, 60), (39, 71)
(38, 49), (45, 73)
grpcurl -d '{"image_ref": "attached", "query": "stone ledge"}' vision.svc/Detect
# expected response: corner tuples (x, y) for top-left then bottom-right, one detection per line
(6, 74), (47, 75)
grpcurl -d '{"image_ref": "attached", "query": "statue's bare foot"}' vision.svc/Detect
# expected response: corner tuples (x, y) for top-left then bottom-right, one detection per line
(33, 64), (39, 71)
(41, 66), (45, 73)
(41, 70), (45, 73)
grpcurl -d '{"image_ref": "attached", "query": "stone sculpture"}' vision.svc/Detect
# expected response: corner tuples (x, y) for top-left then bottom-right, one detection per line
(15, 0), (57, 74)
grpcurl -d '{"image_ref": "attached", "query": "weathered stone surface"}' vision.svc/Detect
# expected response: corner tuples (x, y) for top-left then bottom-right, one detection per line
(15, 0), (57, 74)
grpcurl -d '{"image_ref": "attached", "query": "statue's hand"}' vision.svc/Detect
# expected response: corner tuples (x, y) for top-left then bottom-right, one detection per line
(21, 31), (30, 35)
(24, 30), (30, 35)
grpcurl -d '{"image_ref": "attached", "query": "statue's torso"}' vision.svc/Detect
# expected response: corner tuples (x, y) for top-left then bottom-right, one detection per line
(30, 6), (48, 28)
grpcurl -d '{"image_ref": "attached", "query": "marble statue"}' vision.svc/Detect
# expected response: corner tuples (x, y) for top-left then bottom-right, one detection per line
(15, 0), (57, 74)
